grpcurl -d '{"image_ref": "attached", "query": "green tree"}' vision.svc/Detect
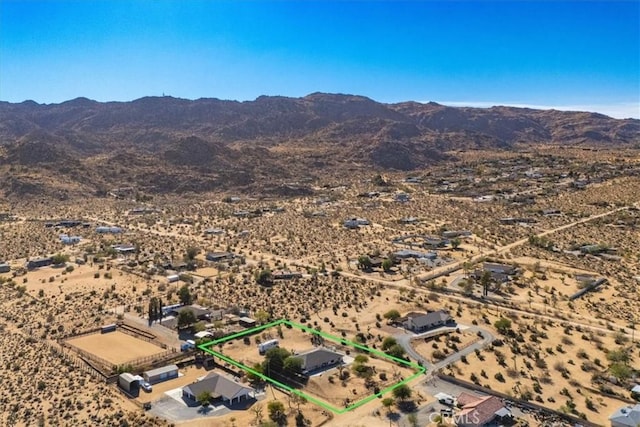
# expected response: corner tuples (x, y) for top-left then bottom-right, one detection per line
(177, 309), (197, 328)
(382, 336), (398, 351)
(178, 284), (193, 305)
(255, 309), (270, 324)
(606, 348), (630, 364)
(392, 384), (412, 401)
(382, 258), (393, 272)
(197, 391), (212, 407)
(382, 397), (395, 413)
(494, 318), (512, 334)
(481, 270), (492, 296)
(386, 344), (406, 359)
(357, 255), (372, 271)
(407, 413), (419, 427)
(263, 347), (292, 375)
(610, 363), (632, 380)
(51, 253), (70, 264)
(256, 269), (273, 285)
(383, 310), (401, 322)
(267, 400), (286, 424)
(451, 238), (461, 250)
(185, 246), (199, 261)
(283, 356), (303, 374)
(461, 279), (474, 296)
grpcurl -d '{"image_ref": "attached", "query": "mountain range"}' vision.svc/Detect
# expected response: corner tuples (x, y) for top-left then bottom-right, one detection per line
(0, 93), (638, 198)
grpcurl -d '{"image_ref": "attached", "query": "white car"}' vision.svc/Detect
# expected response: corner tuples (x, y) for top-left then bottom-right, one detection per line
(140, 381), (152, 392)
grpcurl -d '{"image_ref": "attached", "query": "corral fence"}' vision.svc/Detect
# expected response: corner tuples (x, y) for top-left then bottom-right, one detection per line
(436, 373), (600, 427)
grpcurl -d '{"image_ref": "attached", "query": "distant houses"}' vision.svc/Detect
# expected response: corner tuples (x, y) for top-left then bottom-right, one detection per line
(112, 244), (136, 255)
(499, 217), (536, 225)
(26, 257), (53, 270)
(441, 230), (472, 239)
(60, 234), (81, 245)
(204, 228), (225, 236)
(206, 252), (236, 262)
(271, 270), (303, 281)
(393, 249), (437, 261)
(96, 226), (123, 234)
(343, 218), (370, 229)
(472, 262), (520, 284)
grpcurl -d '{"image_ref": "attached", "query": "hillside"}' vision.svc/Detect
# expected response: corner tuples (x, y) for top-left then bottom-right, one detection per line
(0, 93), (637, 197)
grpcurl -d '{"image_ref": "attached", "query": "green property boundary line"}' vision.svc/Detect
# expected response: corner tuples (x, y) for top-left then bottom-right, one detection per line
(197, 318), (426, 414)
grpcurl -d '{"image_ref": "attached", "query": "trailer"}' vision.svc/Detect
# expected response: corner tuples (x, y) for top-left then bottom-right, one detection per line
(258, 339), (279, 355)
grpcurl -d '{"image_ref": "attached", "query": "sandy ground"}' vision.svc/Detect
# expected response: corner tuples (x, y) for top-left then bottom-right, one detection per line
(66, 331), (166, 365)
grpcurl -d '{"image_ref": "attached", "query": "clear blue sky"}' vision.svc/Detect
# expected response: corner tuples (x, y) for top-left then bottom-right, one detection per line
(1, 0), (639, 118)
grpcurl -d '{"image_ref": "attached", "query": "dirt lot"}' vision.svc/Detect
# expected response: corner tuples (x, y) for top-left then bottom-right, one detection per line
(66, 331), (166, 365)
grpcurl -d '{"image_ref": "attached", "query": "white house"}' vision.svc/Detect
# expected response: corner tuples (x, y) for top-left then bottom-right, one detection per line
(182, 373), (254, 406)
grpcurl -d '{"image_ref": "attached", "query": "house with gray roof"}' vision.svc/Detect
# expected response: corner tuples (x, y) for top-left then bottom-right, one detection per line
(609, 404), (640, 427)
(297, 348), (344, 375)
(404, 310), (454, 333)
(182, 373), (254, 406)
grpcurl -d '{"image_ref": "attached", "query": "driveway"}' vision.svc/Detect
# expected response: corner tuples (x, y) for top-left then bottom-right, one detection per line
(394, 324), (494, 375)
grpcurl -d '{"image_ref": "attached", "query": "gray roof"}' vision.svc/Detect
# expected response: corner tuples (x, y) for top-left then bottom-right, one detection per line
(609, 404), (640, 427)
(144, 364), (178, 378)
(119, 372), (138, 386)
(297, 348), (343, 371)
(183, 373), (253, 400)
(408, 310), (452, 328)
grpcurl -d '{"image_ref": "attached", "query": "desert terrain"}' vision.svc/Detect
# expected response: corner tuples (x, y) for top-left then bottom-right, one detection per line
(0, 147), (638, 427)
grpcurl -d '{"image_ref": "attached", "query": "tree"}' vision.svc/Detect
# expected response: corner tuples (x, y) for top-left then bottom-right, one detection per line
(357, 255), (372, 271)
(177, 309), (197, 328)
(267, 400), (286, 424)
(407, 413), (419, 427)
(610, 363), (632, 380)
(256, 269), (272, 285)
(283, 356), (303, 374)
(382, 258), (393, 272)
(382, 336), (398, 351)
(606, 348), (630, 364)
(494, 318), (512, 334)
(461, 279), (474, 296)
(251, 404), (264, 425)
(255, 309), (270, 324)
(386, 344), (406, 359)
(382, 397), (395, 413)
(383, 310), (401, 322)
(178, 284), (193, 305)
(51, 253), (69, 265)
(392, 384), (412, 401)
(451, 238), (461, 250)
(197, 391), (212, 407)
(263, 347), (292, 375)
(295, 410), (309, 427)
(185, 246), (199, 261)
(481, 270), (492, 296)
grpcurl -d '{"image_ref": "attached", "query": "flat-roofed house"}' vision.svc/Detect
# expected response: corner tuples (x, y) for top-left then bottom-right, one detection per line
(297, 348), (344, 375)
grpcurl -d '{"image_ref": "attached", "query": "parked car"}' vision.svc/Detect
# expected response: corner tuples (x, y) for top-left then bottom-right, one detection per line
(140, 381), (152, 392)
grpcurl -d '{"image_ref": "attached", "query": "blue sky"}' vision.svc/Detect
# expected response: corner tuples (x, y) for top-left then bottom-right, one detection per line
(1, 0), (638, 118)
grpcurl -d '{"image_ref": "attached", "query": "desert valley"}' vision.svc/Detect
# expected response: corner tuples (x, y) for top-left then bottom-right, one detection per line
(0, 95), (639, 427)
